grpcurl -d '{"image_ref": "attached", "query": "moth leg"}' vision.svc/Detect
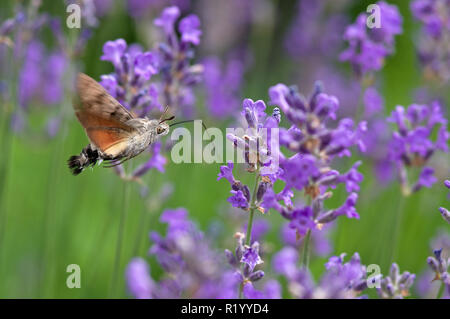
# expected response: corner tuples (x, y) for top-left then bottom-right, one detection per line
(103, 157), (131, 168)
(103, 159), (125, 168)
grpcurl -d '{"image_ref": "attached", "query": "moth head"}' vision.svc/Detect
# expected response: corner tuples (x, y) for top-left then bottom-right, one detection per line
(156, 122), (170, 136)
(157, 114), (175, 136)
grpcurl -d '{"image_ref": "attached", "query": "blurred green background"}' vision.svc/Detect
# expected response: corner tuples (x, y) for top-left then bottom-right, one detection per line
(0, 0), (448, 298)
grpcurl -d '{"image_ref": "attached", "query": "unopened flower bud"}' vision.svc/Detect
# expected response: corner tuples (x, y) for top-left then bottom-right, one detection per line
(256, 182), (269, 202)
(249, 270), (265, 282)
(427, 257), (439, 273)
(439, 207), (450, 224)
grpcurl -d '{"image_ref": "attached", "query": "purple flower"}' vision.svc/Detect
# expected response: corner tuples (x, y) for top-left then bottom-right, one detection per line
(439, 180), (450, 224)
(340, 1), (402, 77)
(410, 0), (450, 83)
(439, 207), (450, 224)
(228, 190), (249, 210)
(99, 75), (118, 97)
(203, 55), (244, 118)
(100, 39), (161, 113)
(266, 82), (365, 229)
(319, 253), (368, 298)
(154, 6), (180, 35)
(364, 87), (384, 117)
(243, 280), (281, 299)
(337, 161), (364, 193)
(318, 193), (359, 223)
(387, 101), (448, 193)
(289, 206), (316, 237)
(281, 154), (319, 191)
(127, 0), (190, 18)
(373, 1), (403, 44)
(217, 162), (235, 185)
(226, 98), (280, 174)
(100, 38), (127, 70)
(413, 166), (437, 191)
(13, 28), (68, 135)
(273, 250), (369, 298)
(377, 263), (416, 299)
(218, 155), (260, 213)
(126, 258), (154, 299)
(42, 51), (66, 105)
(160, 208), (192, 235)
(153, 5), (203, 114)
(134, 51), (158, 80)
(269, 83), (366, 159)
(66, 0), (109, 27)
(335, 193), (359, 219)
(225, 234), (266, 290)
(179, 14), (202, 45)
(133, 142), (166, 177)
(284, 1), (348, 59)
(241, 242), (263, 272)
(93, 0), (114, 17)
(260, 187), (286, 213)
(272, 247), (299, 279)
(242, 98), (267, 129)
(99, 36), (169, 178)
(18, 40), (44, 108)
(139, 208), (241, 298)
(436, 126), (450, 152)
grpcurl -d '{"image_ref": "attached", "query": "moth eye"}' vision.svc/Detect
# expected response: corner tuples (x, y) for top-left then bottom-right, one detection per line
(157, 127), (164, 134)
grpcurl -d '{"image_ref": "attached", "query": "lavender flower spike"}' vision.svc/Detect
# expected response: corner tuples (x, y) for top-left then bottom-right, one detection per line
(387, 101), (449, 194)
(411, 0), (450, 83)
(126, 258), (154, 299)
(439, 180), (450, 224)
(377, 263), (415, 299)
(340, 1), (402, 77)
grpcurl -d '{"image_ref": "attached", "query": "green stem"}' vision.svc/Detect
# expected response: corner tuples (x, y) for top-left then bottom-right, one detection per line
(245, 173), (261, 246)
(245, 205), (256, 247)
(301, 229), (312, 269)
(0, 113), (12, 285)
(389, 194), (407, 264)
(132, 205), (148, 257)
(0, 41), (18, 280)
(436, 281), (445, 299)
(109, 172), (132, 297)
(299, 196), (313, 269)
(238, 173), (261, 299)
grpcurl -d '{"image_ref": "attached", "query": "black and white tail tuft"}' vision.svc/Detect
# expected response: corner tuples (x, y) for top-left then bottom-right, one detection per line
(67, 144), (100, 175)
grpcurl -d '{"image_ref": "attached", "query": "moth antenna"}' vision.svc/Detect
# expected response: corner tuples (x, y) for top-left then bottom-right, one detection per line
(158, 105), (171, 122)
(159, 115), (175, 124)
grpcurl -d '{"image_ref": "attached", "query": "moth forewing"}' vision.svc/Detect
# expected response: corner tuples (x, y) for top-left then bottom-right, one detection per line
(75, 73), (134, 124)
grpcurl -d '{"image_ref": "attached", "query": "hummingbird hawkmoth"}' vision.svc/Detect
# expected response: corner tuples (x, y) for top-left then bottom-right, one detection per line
(68, 73), (174, 175)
